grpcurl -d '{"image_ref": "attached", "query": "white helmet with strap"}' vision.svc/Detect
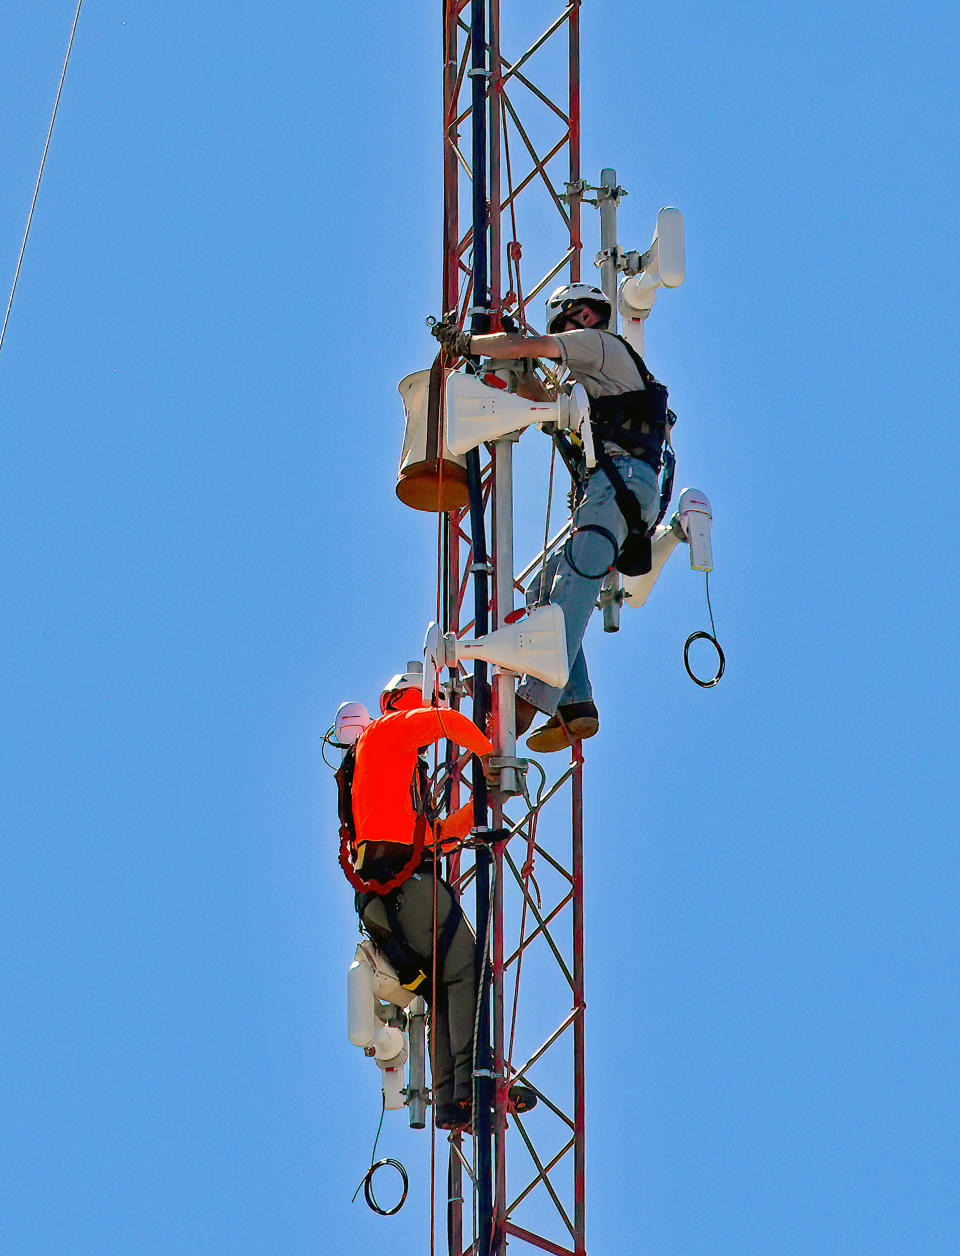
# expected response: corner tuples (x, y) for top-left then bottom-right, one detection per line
(380, 662), (427, 714)
(545, 282), (611, 334)
(334, 701), (372, 746)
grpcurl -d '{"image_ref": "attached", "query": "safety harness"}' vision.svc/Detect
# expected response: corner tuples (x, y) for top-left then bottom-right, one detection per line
(336, 744), (465, 1002)
(335, 743), (432, 896)
(361, 879), (465, 1005)
(555, 335), (677, 577)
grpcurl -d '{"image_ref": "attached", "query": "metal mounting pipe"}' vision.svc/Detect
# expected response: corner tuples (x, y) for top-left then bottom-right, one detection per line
(492, 436), (518, 795)
(596, 168), (623, 625)
(596, 167), (621, 331)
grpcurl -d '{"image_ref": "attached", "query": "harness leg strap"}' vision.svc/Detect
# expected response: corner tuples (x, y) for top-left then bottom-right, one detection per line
(592, 450), (653, 576)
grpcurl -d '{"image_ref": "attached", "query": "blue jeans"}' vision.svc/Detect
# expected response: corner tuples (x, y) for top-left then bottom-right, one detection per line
(517, 454), (660, 716)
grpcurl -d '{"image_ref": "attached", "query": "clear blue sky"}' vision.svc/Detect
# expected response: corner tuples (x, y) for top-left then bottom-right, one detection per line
(1, 2), (957, 1253)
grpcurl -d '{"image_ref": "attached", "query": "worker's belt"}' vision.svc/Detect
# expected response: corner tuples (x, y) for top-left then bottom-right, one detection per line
(356, 840), (433, 879)
(590, 386), (668, 469)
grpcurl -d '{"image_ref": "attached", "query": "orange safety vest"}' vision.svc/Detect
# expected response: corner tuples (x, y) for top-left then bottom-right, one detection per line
(339, 705), (492, 894)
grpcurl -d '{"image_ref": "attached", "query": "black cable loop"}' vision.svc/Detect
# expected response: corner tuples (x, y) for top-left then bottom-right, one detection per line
(352, 1096), (409, 1215)
(362, 1159), (409, 1216)
(683, 571), (725, 687)
(561, 524), (619, 580)
(683, 631), (725, 687)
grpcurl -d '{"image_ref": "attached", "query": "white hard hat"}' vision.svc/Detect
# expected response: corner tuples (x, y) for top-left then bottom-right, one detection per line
(380, 662), (425, 714)
(334, 701), (372, 745)
(545, 283), (611, 333)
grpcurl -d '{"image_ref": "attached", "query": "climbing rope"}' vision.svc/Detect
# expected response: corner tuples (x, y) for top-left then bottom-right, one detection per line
(537, 441), (557, 603)
(1, 0), (85, 360)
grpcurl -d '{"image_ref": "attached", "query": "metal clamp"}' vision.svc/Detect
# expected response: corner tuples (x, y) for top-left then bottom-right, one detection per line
(467, 826), (511, 847)
(488, 755), (529, 773)
(598, 571), (623, 633)
(594, 245), (624, 268)
(594, 181), (626, 205)
(595, 245), (646, 275)
(561, 178), (588, 202)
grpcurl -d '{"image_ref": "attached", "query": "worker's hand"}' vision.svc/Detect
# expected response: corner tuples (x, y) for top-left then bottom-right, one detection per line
(431, 318), (473, 358)
(514, 369), (556, 402)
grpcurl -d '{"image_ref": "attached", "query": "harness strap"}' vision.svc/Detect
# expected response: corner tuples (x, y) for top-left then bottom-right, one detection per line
(655, 441), (677, 529)
(433, 882), (465, 972)
(362, 870), (466, 996)
(550, 428), (586, 496)
(592, 448), (650, 533)
(591, 449), (654, 577)
(613, 336), (678, 524)
(338, 812), (429, 896)
(614, 333), (657, 386)
(592, 335), (678, 536)
(382, 872), (464, 973)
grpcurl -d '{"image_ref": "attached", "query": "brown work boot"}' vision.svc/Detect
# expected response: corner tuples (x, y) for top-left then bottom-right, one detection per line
(515, 695), (538, 735)
(436, 1098), (473, 1132)
(464, 674), (539, 736)
(526, 701), (599, 753)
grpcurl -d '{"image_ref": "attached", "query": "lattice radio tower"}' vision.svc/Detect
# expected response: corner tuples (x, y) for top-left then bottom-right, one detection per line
(438, 5), (588, 1254)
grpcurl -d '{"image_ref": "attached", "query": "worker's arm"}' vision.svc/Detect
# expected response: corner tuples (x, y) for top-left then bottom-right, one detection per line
(393, 706), (493, 759)
(431, 707), (494, 759)
(432, 319), (562, 363)
(434, 800), (476, 847)
(468, 332), (562, 362)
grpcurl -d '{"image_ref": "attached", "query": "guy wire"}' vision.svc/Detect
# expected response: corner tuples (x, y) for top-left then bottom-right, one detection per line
(1, 0), (85, 360)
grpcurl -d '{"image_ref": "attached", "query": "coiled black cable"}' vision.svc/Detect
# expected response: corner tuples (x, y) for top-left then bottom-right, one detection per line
(361, 1159), (408, 1216)
(683, 571), (725, 687)
(352, 1097), (409, 1216)
(561, 523), (619, 580)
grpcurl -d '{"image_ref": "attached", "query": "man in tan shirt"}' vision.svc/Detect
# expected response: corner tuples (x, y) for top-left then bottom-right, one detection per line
(433, 285), (666, 751)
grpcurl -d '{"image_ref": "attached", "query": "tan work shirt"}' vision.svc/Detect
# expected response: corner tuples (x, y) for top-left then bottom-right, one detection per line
(552, 329), (645, 398)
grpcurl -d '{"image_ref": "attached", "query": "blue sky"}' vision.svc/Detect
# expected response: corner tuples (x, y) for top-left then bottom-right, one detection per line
(1, 2), (958, 1253)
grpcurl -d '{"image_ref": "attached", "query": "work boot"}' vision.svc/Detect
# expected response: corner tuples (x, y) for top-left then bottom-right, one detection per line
(436, 1098), (473, 1132)
(507, 1083), (538, 1114)
(464, 675), (538, 737)
(514, 695), (538, 735)
(526, 701), (599, 753)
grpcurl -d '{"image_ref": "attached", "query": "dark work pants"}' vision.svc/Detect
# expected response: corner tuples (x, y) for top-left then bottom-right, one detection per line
(361, 870), (477, 1106)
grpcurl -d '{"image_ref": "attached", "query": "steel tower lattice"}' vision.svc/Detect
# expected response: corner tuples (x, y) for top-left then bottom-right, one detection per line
(437, 5), (589, 1255)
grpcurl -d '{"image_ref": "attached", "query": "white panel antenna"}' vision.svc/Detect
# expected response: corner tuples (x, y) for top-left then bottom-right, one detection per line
(678, 487), (713, 572)
(618, 207), (685, 355)
(621, 486), (713, 607)
(445, 374), (591, 462)
(423, 604), (569, 696)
